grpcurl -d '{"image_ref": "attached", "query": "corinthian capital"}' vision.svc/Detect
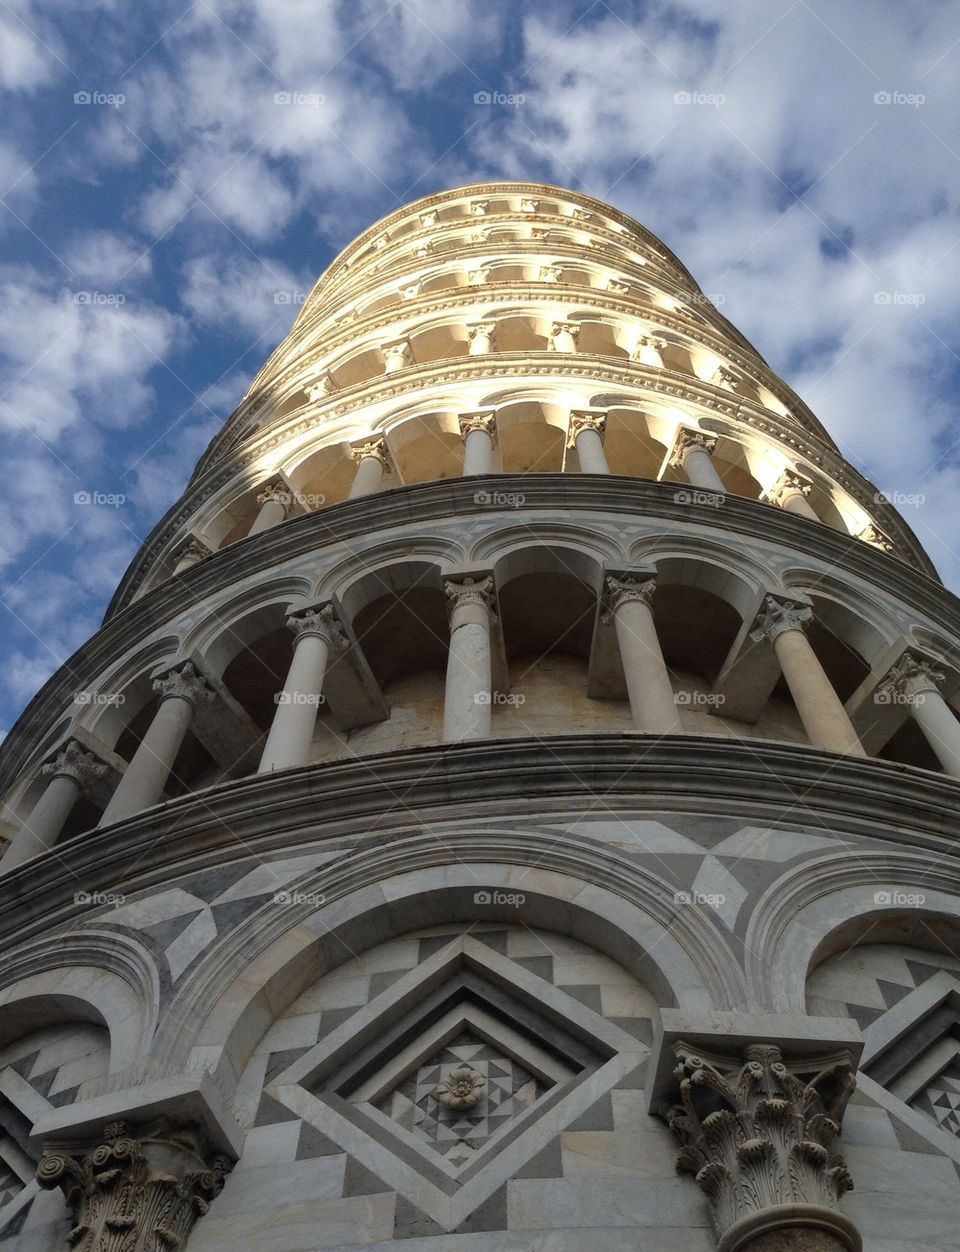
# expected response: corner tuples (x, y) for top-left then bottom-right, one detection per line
(520, 198), (539, 213)
(604, 573), (656, 615)
(767, 469), (814, 506)
(444, 575), (497, 620)
(40, 740), (108, 793)
(539, 264), (563, 283)
(858, 523), (894, 553)
(466, 266), (490, 286)
(38, 1118), (231, 1252)
(153, 662), (215, 708)
(879, 652), (945, 701)
(256, 480), (293, 511)
(287, 604), (348, 650)
(568, 409), (607, 448)
(304, 372), (336, 401)
(712, 365), (741, 391)
(668, 428), (717, 471)
(659, 1043), (859, 1251)
(458, 409), (496, 440)
(351, 437), (393, 474)
(750, 595), (813, 644)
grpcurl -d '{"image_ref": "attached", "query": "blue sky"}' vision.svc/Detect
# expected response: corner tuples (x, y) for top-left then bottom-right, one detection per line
(2, 0), (960, 736)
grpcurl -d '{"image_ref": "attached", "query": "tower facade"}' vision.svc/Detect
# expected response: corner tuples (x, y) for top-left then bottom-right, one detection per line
(1, 182), (960, 1251)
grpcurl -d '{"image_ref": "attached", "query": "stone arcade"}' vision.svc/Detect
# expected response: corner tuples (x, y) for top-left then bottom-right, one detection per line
(1, 182), (960, 1251)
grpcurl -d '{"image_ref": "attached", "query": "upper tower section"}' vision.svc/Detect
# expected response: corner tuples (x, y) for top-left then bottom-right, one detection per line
(107, 181), (936, 614)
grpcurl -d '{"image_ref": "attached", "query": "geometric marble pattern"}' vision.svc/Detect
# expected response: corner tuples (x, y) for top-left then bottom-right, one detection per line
(0, 1023), (109, 1109)
(0, 1159), (22, 1211)
(376, 1028), (544, 1166)
(917, 1064), (960, 1138)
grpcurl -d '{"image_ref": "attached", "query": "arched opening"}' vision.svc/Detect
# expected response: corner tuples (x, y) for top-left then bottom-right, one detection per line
(496, 401), (567, 473)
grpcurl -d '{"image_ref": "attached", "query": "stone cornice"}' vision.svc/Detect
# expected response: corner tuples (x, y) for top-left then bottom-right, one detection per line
(1, 736), (960, 955)
(0, 477), (951, 794)
(127, 356), (927, 596)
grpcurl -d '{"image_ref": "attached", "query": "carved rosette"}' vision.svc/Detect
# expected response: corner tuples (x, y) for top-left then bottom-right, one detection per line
(659, 1044), (860, 1252)
(287, 604), (348, 652)
(37, 1118), (231, 1252)
(434, 1066), (485, 1111)
(153, 663), (215, 709)
(749, 595), (813, 645)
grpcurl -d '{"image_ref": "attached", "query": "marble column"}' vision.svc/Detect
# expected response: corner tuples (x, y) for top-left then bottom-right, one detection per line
(549, 321), (580, 353)
(669, 430), (726, 493)
(443, 577), (497, 742)
(632, 333), (667, 368)
(2, 741), (107, 870)
(248, 481), (292, 536)
(768, 469), (820, 522)
(467, 321), (497, 355)
(348, 439), (392, 499)
(659, 1043), (861, 1252)
(750, 596), (865, 756)
(381, 337), (413, 373)
(258, 606), (347, 773)
(99, 663), (215, 826)
(172, 536), (213, 575)
(879, 654), (960, 779)
(568, 410), (609, 474)
(459, 411), (497, 476)
(604, 575), (681, 734)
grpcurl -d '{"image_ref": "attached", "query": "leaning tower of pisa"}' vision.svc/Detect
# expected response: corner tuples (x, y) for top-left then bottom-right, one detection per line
(2, 181), (960, 1252)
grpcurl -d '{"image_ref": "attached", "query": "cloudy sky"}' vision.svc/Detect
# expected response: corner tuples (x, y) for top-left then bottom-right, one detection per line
(1, 0), (959, 735)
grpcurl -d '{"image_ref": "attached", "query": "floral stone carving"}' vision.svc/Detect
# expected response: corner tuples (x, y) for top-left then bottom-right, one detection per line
(37, 1118), (231, 1251)
(659, 1043), (861, 1252)
(434, 1066), (486, 1111)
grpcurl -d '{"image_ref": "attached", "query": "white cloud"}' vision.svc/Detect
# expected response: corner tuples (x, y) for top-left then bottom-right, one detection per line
(65, 230), (153, 283)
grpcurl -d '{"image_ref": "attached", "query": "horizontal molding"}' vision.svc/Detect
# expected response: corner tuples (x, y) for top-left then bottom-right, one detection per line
(2, 734), (960, 953)
(1, 475), (953, 796)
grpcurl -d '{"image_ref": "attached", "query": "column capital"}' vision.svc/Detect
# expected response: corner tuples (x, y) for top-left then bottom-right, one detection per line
(604, 572), (656, 616)
(466, 266), (490, 286)
(668, 427), (717, 470)
(658, 1041), (859, 1251)
(858, 522), (894, 553)
(520, 197), (539, 213)
(466, 321), (497, 347)
(287, 603), (348, 650)
(634, 332), (668, 352)
(304, 371), (336, 401)
(568, 409), (607, 448)
(380, 337), (413, 369)
(458, 409), (497, 440)
(606, 278), (630, 294)
(350, 437), (392, 474)
(413, 241), (434, 258)
(539, 264), (563, 282)
(879, 652), (945, 701)
(767, 468), (814, 506)
(40, 740), (108, 793)
(399, 280), (421, 300)
(256, 479), (293, 512)
(419, 210), (437, 227)
(444, 575), (497, 620)
(712, 364), (741, 391)
(469, 198), (489, 216)
(153, 661), (216, 708)
(38, 1117), (231, 1252)
(750, 594), (813, 644)
(172, 535), (213, 572)
(550, 320), (580, 341)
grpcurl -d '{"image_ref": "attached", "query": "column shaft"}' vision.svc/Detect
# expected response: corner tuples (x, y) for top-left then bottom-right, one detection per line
(463, 427), (494, 475)
(443, 581), (494, 742)
(778, 489), (820, 521)
(248, 496), (287, 536)
(3, 774), (82, 869)
(683, 444), (726, 493)
(911, 689), (960, 779)
(100, 695), (195, 824)
(575, 427), (609, 474)
(258, 632), (331, 772)
(349, 455), (385, 498)
(612, 597), (681, 733)
(773, 630), (865, 756)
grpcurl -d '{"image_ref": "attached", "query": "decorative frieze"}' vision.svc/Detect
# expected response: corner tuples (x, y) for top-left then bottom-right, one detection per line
(37, 1118), (231, 1252)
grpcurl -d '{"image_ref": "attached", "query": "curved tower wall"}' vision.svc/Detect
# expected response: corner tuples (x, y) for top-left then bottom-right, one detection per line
(1, 183), (959, 1252)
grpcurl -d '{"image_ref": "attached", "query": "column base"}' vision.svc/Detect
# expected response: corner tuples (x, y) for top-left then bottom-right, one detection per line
(717, 1205), (862, 1252)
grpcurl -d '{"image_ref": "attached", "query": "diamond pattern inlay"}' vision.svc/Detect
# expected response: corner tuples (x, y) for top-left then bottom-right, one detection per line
(376, 1028), (545, 1166)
